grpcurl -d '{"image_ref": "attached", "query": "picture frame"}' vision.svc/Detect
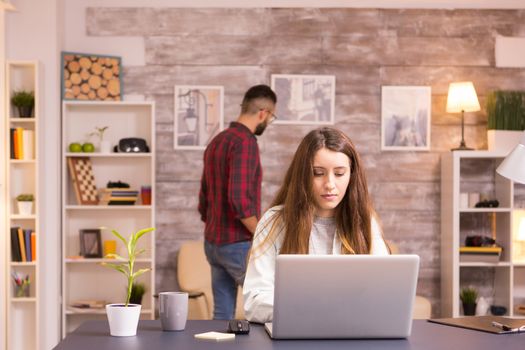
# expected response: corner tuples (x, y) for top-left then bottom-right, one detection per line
(174, 85), (224, 150)
(79, 229), (102, 258)
(271, 74), (335, 125)
(381, 86), (431, 151)
(61, 51), (122, 101)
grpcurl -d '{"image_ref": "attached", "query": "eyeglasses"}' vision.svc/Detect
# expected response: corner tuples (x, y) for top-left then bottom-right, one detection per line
(259, 108), (278, 124)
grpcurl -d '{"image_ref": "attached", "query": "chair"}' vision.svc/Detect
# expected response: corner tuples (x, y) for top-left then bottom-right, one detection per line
(387, 241), (432, 319)
(177, 241), (244, 320)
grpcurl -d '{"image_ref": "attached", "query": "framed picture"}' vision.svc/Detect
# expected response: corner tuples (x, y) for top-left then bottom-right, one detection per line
(381, 86), (431, 151)
(174, 85), (224, 150)
(61, 51), (122, 101)
(271, 74), (335, 125)
(79, 229), (102, 258)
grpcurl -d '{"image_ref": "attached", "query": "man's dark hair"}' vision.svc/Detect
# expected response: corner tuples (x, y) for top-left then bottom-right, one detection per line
(241, 84), (277, 114)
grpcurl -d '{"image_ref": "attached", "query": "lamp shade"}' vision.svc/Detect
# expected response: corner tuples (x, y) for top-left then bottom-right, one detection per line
(496, 131), (525, 184)
(446, 82), (481, 113)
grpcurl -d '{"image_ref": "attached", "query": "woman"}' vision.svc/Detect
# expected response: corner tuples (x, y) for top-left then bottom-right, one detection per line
(243, 127), (389, 323)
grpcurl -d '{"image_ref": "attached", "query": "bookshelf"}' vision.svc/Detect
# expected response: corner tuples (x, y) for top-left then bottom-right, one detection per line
(441, 151), (525, 318)
(4, 61), (40, 350)
(61, 101), (156, 336)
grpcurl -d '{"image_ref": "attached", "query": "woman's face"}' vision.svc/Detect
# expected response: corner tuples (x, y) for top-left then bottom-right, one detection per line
(311, 147), (351, 218)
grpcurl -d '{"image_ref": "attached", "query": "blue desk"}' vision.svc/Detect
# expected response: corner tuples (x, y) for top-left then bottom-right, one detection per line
(53, 319), (525, 350)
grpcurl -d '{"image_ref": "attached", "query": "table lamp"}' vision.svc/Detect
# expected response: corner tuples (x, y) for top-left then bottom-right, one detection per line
(446, 82), (481, 151)
(496, 131), (525, 184)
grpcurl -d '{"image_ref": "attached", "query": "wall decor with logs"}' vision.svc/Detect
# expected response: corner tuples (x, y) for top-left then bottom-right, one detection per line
(61, 52), (122, 101)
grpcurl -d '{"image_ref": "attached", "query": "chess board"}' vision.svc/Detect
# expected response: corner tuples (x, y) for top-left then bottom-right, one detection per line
(67, 157), (99, 205)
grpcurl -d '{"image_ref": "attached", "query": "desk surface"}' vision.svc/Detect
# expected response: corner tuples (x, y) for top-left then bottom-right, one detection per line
(53, 319), (525, 350)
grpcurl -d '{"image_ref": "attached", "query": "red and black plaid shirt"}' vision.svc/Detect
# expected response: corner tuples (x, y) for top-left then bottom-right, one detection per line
(198, 122), (262, 245)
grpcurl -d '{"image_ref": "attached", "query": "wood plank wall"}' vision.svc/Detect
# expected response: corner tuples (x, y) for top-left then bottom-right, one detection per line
(86, 8), (525, 316)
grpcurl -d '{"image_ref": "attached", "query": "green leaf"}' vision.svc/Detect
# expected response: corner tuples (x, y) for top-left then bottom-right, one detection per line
(135, 227), (154, 242)
(101, 263), (129, 276)
(135, 248), (147, 257)
(132, 268), (151, 279)
(111, 229), (128, 247)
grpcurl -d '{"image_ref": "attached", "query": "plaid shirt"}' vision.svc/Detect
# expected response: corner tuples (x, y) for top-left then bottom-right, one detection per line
(199, 122), (262, 245)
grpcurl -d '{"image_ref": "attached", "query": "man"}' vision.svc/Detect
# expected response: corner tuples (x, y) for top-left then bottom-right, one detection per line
(198, 84), (277, 320)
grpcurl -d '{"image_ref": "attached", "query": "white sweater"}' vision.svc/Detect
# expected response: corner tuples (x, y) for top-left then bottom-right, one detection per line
(242, 205), (389, 324)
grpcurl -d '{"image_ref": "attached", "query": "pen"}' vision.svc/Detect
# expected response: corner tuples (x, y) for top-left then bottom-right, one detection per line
(491, 321), (512, 331)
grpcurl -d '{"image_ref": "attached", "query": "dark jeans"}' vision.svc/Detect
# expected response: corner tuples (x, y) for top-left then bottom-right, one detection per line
(204, 240), (251, 320)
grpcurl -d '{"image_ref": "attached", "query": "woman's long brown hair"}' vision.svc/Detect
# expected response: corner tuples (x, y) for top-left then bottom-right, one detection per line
(263, 127), (374, 255)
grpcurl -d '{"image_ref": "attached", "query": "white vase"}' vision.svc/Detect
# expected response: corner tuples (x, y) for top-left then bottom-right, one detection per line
(106, 303), (141, 336)
(476, 296), (490, 316)
(17, 201), (33, 216)
(100, 140), (111, 153)
(487, 130), (523, 154)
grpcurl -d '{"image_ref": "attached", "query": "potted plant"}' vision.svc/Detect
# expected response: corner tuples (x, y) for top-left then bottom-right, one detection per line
(460, 287), (478, 316)
(486, 90), (525, 152)
(90, 126), (110, 153)
(102, 227), (154, 336)
(16, 194), (34, 215)
(11, 90), (35, 118)
(129, 282), (147, 305)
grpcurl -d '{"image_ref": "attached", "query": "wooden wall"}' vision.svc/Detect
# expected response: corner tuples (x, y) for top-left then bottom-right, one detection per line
(86, 8), (525, 316)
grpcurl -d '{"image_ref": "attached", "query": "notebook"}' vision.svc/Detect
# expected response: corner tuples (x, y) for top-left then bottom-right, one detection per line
(265, 254), (420, 339)
(429, 316), (525, 334)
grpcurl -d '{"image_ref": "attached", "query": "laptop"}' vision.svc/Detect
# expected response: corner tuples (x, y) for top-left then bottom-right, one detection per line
(265, 254), (420, 339)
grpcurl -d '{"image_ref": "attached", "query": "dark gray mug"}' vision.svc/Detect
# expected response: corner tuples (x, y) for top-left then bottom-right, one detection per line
(159, 292), (188, 331)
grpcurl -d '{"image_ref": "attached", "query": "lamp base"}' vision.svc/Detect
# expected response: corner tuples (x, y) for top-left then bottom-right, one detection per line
(451, 145), (474, 151)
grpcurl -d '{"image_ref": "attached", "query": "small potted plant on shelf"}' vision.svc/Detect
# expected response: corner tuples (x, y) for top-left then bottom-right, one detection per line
(486, 90), (525, 152)
(129, 282), (147, 305)
(460, 287), (478, 316)
(90, 126), (110, 153)
(11, 90), (35, 118)
(102, 227), (154, 337)
(16, 194), (34, 216)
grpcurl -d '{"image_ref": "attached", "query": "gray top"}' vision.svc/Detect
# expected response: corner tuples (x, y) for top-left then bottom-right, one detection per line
(310, 216), (336, 254)
(53, 320), (525, 350)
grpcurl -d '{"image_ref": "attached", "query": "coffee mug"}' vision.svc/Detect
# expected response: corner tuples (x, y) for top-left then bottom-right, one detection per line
(159, 292), (188, 331)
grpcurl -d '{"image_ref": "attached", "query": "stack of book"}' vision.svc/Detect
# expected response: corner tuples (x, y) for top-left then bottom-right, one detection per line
(459, 246), (502, 263)
(9, 127), (34, 160)
(10, 227), (36, 262)
(98, 188), (139, 205)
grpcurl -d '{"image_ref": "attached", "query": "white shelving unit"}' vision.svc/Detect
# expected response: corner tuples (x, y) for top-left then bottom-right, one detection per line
(4, 61), (40, 350)
(61, 101), (156, 336)
(441, 150), (525, 318)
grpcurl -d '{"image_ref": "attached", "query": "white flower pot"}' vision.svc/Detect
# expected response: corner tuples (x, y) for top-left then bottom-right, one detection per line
(100, 140), (112, 153)
(17, 201), (33, 216)
(106, 303), (141, 337)
(487, 130), (523, 154)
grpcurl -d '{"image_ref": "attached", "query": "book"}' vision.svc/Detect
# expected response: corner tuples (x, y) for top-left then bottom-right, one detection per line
(18, 227), (27, 262)
(10, 227), (21, 262)
(25, 229), (32, 262)
(22, 129), (34, 160)
(98, 188), (138, 205)
(460, 246), (502, 253)
(15, 127), (24, 160)
(10, 128), (15, 159)
(108, 200), (136, 205)
(429, 316), (525, 334)
(459, 246), (502, 263)
(31, 232), (36, 262)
